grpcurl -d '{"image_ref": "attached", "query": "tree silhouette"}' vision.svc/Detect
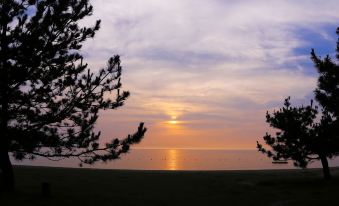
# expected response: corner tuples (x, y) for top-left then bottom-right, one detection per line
(257, 28), (339, 180)
(0, 0), (146, 190)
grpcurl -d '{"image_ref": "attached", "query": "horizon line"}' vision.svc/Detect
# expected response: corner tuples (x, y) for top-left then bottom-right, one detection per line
(132, 147), (257, 151)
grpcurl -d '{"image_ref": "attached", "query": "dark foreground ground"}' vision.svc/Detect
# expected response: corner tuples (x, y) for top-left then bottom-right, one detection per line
(1, 166), (339, 206)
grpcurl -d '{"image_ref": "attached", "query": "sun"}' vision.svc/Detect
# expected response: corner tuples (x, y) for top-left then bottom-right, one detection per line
(169, 120), (178, 125)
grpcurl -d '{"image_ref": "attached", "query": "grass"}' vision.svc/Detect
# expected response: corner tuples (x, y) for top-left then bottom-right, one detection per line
(1, 166), (339, 206)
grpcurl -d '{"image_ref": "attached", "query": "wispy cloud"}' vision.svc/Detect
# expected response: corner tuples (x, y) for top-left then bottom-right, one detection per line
(83, 0), (339, 149)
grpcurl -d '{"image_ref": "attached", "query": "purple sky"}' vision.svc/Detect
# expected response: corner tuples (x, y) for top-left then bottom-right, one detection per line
(80, 0), (339, 149)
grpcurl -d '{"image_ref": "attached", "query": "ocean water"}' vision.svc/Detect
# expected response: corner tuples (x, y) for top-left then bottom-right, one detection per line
(12, 149), (339, 171)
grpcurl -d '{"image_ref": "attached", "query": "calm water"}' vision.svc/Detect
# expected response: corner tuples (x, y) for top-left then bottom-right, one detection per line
(13, 149), (339, 170)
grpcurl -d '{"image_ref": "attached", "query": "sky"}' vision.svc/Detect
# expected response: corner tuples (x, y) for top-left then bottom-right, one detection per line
(80, 0), (339, 150)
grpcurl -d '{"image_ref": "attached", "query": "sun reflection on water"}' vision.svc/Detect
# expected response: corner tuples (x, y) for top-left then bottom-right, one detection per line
(167, 149), (178, 170)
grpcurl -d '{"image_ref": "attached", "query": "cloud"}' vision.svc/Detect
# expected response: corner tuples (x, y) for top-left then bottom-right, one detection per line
(81, 0), (339, 148)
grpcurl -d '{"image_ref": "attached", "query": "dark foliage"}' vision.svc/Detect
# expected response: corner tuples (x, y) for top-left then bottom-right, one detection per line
(0, 0), (146, 189)
(257, 28), (339, 179)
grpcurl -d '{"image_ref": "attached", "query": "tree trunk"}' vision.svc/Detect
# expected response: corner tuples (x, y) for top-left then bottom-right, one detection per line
(0, 149), (14, 191)
(319, 155), (331, 180)
(0, 5), (12, 191)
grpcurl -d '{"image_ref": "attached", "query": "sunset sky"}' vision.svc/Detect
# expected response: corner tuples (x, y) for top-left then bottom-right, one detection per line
(81, 0), (339, 149)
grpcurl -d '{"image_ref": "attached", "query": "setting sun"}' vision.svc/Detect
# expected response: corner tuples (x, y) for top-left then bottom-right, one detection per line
(168, 120), (178, 125)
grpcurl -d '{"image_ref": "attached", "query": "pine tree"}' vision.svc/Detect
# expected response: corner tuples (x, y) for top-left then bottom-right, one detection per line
(257, 28), (339, 180)
(0, 0), (146, 190)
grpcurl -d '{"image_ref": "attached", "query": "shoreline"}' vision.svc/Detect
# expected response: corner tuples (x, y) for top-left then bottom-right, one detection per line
(13, 164), (339, 173)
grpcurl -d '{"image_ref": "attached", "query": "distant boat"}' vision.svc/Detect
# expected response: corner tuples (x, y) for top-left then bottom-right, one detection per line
(272, 160), (288, 164)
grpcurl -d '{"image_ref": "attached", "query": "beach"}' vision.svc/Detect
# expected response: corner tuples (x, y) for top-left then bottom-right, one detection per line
(2, 166), (339, 206)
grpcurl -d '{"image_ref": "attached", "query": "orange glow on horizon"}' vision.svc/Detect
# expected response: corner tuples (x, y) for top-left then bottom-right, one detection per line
(97, 101), (270, 150)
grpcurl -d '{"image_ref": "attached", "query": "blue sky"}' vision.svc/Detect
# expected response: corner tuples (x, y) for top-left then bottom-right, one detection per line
(78, 0), (339, 149)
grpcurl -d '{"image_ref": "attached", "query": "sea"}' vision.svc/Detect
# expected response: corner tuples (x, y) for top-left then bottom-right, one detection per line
(12, 149), (339, 171)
